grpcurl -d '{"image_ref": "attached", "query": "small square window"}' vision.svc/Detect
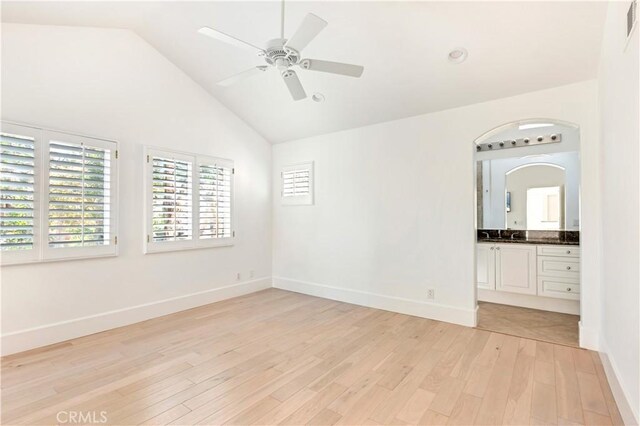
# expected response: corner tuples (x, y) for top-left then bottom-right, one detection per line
(281, 162), (313, 206)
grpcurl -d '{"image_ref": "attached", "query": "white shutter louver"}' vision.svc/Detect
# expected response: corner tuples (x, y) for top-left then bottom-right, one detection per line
(0, 132), (36, 251)
(281, 162), (313, 205)
(48, 140), (112, 248)
(151, 156), (193, 242)
(199, 163), (232, 239)
(282, 168), (310, 197)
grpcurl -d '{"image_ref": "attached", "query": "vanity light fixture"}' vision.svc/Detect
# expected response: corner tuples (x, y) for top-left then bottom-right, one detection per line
(475, 133), (562, 152)
(448, 48), (468, 63)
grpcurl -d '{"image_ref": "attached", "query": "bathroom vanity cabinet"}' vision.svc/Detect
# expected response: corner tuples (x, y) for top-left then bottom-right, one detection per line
(477, 242), (580, 304)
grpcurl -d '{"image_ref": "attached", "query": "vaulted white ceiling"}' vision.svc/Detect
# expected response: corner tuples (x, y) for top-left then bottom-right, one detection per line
(2, 1), (607, 143)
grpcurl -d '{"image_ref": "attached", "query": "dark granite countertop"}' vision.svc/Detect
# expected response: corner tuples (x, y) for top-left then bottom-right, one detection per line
(477, 230), (580, 246)
(477, 238), (580, 246)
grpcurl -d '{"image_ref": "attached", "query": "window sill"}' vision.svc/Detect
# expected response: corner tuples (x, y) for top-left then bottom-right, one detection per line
(144, 239), (235, 254)
(0, 252), (117, 267)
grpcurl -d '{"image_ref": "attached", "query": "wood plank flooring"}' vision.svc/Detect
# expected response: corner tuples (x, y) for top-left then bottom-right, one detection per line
(477, 302), (580, 347)
(1, 289), (622, 425)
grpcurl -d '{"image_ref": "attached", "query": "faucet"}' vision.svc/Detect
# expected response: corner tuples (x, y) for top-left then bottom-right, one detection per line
(510, 232), (521, 240)
(481, 231), (490, 239)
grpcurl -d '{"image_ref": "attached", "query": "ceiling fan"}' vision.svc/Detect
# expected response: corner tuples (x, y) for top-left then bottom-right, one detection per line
(198, 1), (364, 101)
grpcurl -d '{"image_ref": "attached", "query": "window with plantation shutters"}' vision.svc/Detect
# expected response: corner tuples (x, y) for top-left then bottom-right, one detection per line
(145, 148), (234, 253)
(282, 169), (310, 197)
(0, 129), (36, 257)
(43, 131), (118, 260)
(281, 162), (313, 205)
(151, 155), (193, 243)
(0, 122), (119, 265)
(198, 158), (233, 241)
(48, 140), (113, 249)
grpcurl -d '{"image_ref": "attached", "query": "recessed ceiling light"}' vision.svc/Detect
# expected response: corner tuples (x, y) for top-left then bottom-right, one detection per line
(312, 93), (325, 103)
(518, 123), (554, 130)
(448, 48), (468, 63)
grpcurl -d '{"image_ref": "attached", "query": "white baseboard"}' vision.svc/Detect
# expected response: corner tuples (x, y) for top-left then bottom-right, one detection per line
(578, 321), (600, 351)
(1, 277), (272, 357)
(599, 342), (639, 426)
(478, 288), (580, 315)
(273, 276), (476, 327)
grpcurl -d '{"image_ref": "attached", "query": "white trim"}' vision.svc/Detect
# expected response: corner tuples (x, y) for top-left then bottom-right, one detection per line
(578, 321), (600, 351)
(273, 276), (476, 327)
(472, 303), (479, 327)
(599, 342), (639, 426)
(1, 277), (271, 356)
(1, 120), (119, 144)
(478, 288), (580, 315)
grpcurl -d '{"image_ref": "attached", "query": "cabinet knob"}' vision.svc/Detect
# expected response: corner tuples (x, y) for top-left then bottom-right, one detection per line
(566, 250), (571, 254)
(490, 247), (494, 250)
(567, 287), (572, 292)
(566, 266), (571, 270)
(496, 247), (501, 250)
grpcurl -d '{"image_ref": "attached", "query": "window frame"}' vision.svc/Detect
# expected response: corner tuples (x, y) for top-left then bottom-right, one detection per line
(0, 121), (119, 266)
(0, 122), (42, 265)
(143, 146), (235, 254)
(195, 155), (235, 249)
(42, 130), (118, 261)
(281, 161), (314, 206)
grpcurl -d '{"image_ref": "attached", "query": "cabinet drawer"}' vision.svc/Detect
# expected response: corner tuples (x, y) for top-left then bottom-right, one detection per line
(538, 277), (580, 300)
(537, 256), (580, 278)
(537, 245), (580, 258)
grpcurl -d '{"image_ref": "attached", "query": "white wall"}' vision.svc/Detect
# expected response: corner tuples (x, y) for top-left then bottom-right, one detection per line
(598, 1), (640, 423)
(0, 24), (272, 354)
(272, 80), (601, 338)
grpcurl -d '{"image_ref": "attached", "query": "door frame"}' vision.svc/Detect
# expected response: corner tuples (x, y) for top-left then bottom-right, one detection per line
(472, 118), (587, 348)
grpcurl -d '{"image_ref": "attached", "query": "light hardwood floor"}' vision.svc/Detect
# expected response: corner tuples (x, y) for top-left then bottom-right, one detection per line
(1, 289), (622, 425)
(477, 302), (580, 347)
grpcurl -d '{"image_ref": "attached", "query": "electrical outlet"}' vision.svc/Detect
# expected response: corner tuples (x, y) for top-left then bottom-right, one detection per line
(427, 289), (435, 300)
(236, 272), (241, 281)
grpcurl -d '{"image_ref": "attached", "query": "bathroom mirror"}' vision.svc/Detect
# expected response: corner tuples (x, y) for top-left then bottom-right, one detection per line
(477, 151), (580, 230)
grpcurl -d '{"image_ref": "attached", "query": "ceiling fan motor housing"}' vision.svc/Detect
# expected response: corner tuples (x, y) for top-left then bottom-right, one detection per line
(261, 38), (299, 67)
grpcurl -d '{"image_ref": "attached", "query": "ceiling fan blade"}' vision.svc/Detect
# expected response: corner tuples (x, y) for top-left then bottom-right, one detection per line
(281, 70), (307, 101)
(198, 27), (264, 53)
(283, 13), (327, 54)
(300, 59), (364, 77)
(217, 66), (268, 87)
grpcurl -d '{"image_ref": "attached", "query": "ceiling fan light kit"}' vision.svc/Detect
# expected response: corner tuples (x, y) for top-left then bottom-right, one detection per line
(198, 1), (364, 101)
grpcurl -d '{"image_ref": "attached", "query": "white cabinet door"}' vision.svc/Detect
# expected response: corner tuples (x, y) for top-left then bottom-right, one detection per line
(477, 244), (496, 290)
(495, 244), (537, 295)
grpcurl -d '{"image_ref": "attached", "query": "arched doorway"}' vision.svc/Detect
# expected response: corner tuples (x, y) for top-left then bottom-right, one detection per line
(473, 119), (583, 347)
